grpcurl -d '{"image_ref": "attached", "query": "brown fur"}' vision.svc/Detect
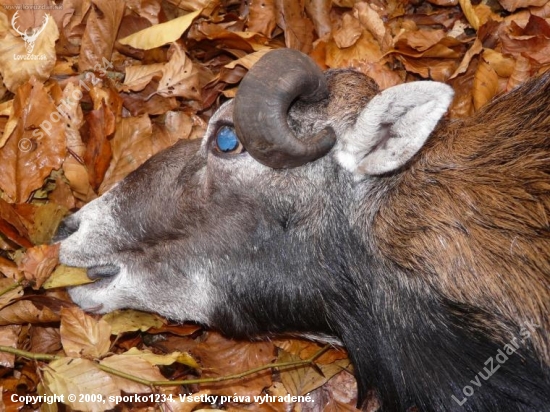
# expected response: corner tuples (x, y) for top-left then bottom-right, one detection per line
(373, 73), (550, 363)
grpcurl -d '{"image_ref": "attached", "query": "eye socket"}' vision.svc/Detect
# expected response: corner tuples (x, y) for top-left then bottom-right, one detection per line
(214, 126), (245, 154)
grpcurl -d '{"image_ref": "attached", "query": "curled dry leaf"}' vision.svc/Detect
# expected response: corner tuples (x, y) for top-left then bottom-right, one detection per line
(0, 12), (59, 92)
(334, 13), (363, 49)
(43, 358), (119, 412)
(354, 2), (387, 48)
(118, 10), (200, 50)
(101, 309), (165, 334)
(276, 0), (315, 53)
(0, 198), (32, 248)
(156, 43), (201, 100)
(60, 306), (112, 358)
(0, 77), (66, 203)
(19, 244), (59, 290)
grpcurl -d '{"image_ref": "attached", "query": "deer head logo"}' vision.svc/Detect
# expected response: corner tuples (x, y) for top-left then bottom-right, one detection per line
(11, 11), (50, 54)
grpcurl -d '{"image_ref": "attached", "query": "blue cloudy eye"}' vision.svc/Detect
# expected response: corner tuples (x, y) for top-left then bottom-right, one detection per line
(216, 126), (240, 153)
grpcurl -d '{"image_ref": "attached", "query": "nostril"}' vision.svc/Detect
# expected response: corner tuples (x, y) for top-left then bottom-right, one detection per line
(52, 219), (79, 243)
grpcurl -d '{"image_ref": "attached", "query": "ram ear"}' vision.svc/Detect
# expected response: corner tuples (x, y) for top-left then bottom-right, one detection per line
(336, 81), (454, 176)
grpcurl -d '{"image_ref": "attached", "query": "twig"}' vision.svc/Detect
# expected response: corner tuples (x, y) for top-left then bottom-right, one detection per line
(0, 344), (331, 387)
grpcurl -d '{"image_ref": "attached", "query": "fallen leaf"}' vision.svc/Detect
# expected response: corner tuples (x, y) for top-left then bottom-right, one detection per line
(122, 63), (164, 92)
(248, 0), (277, 37)
(191, 332), (275, 396)
(19, 244), (59, 290)
(0, 11), (59, 92)
(0, 300), (60, 325)
(118, 10), (201, 50)
(100, 351), (167, 394)
(101, 309), (165, 334)
(0, 78), (66, 203)
(276, 0), (315, 53)
(0, 325), (20, 367)
(306, 0), (332, 40)
(42, 265), (93, 289)
(98, 114), (153, 193)
(78, 0), (125, 72)
(29, 325), (62, 354)
(43, 357), (119, 412)
(156, 43), (201, 100)
(473, 57), (499, 110)
(0, 277), (23, 310)
(497, 0), (547, 12)
(333, 13), (363, 49)
(60, 306), (112, 358)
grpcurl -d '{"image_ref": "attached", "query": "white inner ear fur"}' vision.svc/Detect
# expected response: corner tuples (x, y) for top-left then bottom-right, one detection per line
(336, 81), (454, 177)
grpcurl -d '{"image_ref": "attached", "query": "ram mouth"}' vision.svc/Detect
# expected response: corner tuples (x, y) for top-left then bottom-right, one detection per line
(86, 264), (120, 279)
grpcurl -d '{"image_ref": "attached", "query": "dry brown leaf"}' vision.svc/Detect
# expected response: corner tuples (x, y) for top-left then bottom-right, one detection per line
(0, 257), (22, 281)
(334, 13), (363, 49)
(100, 351), (167, 394)
(506, 55), (532, 90)
(500, 15), (550, 65)
(122, 63), (164, 92)
(60, 306), (111, 358)
(273, 339), (348, 364)
(326, 31), (382, 69)
(0, 100), (16, 149)
(19, 244), (59, 290)
(482, 49), (515, 78)
(27, 203), (68, 245)
(0, 325), (20, 367)
(450, 38), (483, 79)
(279, 350), (350, 397)
(498, 0), (547, 12)
(43, 357), (119, 412)
(354, 2), (387, 48)
(29, 325), (62, 355)
(119, 10), (200, 50)
(248, 0), (277, 37)
(473, 57), (499, 110)
(0, 78), (66, 203)
(306, 0), (331, 40)
(0, 11), (59, 92)
(354, 61), (404, 90)
(0, 198), (33, 248)
(156, 43), (201, 100)
(78, 0), (125, 72)
(191, 332), (275, 396)
(101, 309), (165, 334)
(0, 300), (60, 325)
(98, 114), (153, 193)
(276, 0), (315, 53)
(0, 277), (23, 310)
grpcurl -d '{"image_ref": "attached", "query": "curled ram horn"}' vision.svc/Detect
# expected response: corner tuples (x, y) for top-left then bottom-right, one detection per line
(233, 48), (336, 169)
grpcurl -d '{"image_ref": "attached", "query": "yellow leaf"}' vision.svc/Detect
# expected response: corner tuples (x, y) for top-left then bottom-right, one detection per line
(122, 347), (200, 369)
(458, 0), (480, 30)
(60, 307), (112, 358)
(101, 309), (165, 334)
(43, 358), (119, 412)
(42, 265), (93, 289)
(118, 10), (201, 50)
